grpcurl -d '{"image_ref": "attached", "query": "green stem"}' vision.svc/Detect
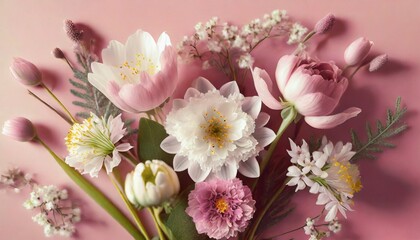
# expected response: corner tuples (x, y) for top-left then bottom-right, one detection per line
(121, 152), (140, 167)
(247, 177), (290, 240)
(110, 172), (151, 240)
(28, 90), (73, 125)
(41, 83), (77, 123)
(152, 207), (174, 239)
(148, 208), (166, 240)
(35, 137), (145, 240)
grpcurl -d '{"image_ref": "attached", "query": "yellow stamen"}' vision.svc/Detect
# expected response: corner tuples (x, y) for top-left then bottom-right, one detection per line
(333, 161), (362, 194)
(201, 108), (231, 152)
(215, 198), (229, 213)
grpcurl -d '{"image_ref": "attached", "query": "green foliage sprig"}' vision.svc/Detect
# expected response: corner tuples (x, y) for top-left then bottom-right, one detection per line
(350, 97), (408, 162)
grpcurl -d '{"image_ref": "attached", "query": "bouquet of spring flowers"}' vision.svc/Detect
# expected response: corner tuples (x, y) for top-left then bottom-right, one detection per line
(2, 11), (407, 240)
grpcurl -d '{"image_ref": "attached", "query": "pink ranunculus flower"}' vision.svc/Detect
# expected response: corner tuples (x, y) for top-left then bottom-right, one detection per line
(252, 55), (361, 129)
(186, 178), (255, 239)
(88, 30), (178, 113)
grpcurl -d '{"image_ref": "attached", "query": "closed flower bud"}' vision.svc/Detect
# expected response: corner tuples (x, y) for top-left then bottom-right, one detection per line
(52, 48), (65, 59)
(10, 58), (42, 86)
(2, 117), (37, 142)
(125, 160), (180, 207)
(314, 13), (335, 34)
(344, 37), (373, 66)
(368, 54), (388, 72)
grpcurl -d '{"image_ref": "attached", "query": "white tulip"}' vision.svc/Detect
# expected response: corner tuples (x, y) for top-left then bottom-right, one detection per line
(125, 160), (180, 207)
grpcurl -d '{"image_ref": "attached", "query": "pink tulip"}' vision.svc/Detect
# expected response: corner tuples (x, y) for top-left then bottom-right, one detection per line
(252, 55), (361, 129)
(344, 37), (373, 66)
(10, 58), (42, 86)
(88, 30), (178, 113)
(2, 117), (37, 142)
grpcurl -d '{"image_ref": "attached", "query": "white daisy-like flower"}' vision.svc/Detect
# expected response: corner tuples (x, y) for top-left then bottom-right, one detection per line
(316, 189), (353, 221)
(286, 165), (314, 191)
(287, 138), (310, 165)
(65, 114), (132, 178)
(161, 78), (276, 182)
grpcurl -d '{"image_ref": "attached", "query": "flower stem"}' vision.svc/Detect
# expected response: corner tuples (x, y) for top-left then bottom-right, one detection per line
(121, 152), (140, 167)
(27, 90), (73, 125)
(35, 137), (146, 240)
(246, 177), (290, 240)
(41, 83), (77, 123)
(152, 207), (174, 239)
(110, 171), (151, 240)
(148, 208), (166, 240)
(253, 107), (297, 190)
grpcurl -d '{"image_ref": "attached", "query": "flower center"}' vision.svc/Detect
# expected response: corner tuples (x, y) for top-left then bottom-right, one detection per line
(201, 108), (231, 154)
(65, 116), (115, 156)
(118, 53), (158, 81)
(333, 161), (362, 194)
(215, 198), (229, 214)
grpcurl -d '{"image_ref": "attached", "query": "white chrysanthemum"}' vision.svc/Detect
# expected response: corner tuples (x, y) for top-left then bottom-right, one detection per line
(65, 113), (132, 178)
(161, 78), (275, 182)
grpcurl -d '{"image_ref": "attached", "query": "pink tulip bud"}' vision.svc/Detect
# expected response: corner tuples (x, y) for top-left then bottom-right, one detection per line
(344, 37), (374, 66)
(314, 13), (335, 34)
(369, 54), (388, 72)
(2, 117), (37, 142)
(10, 58), (42, 86)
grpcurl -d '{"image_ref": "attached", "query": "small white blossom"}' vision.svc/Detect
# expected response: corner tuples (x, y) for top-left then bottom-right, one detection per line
(238, 53), (254, 69)
(286, 165), (313, 191)
(288, 23), (308, 44)
(328, 219), (342, 233)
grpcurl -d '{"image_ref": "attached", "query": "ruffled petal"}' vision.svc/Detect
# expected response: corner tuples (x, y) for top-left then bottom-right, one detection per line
(275, 55), (300, 94)
(238, 157), (260, 178)
(160, 136), (181, 154)
(252, 67), (284, 110)
(304, 107), (362, 129)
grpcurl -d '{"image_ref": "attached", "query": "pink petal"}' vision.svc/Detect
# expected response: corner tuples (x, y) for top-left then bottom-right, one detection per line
(238, 157), (260, 178)
(294, 92), (337, 116)
(275, 55), (300, 95)
(242, 96), (261, 119)
(108, 81), (139, 113)
(252, 67), (283, 110)
(115, 143), (133, 152)
(220, 81), (239, 98)
(304, 107), (362, 129)
(160, 136), (181, 154)
(173, 154), (189, 171)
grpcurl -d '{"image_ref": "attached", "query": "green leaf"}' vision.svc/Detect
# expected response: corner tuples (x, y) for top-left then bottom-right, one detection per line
(165, 187), (209, 240)
(38, 139), (145, 240)
(137, 118), (174, 164)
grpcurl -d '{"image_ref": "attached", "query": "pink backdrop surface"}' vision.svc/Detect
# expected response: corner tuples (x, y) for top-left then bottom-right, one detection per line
(1, 1), (419, 239)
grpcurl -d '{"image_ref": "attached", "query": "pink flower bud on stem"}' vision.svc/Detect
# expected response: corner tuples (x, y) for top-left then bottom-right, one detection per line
(369, 54), (388, 72)
(344, 37), (374, 66)
(10, 58), (42, 87)
(52, 48), (75, 71)
(2, 117), (37, 142)
(314, 13), (335, 34)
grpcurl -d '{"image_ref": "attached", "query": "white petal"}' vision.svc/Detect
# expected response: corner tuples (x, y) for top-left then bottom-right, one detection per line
(238, 158), (260, 178)
(102, 40), (126, 66)
(124, 173), (138, 205)
(218, 163), (238, 180)
(220, 81), (240, 98)
(172, 99), (188, 111)
(255, 112), (270, 128)
(325, 205), (338, 222)
(184, 87), (201, 99)
(160, 136), (181, 154)
(242, 96), (261, 119)
(126, 30), (158, 64)
(188, 162), (210, 182)
(254, 127), (276, 148)
(193, 77), (215, 93)
(173, 154), (189, 171)
(157, 32), (171, 54)
(115, 143), (133, 152)
(287, 177), (299, 186)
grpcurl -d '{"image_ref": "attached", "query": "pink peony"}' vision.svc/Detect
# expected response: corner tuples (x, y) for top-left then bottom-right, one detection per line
(186, 178), (255, 239)
(252, 55), (361, 129)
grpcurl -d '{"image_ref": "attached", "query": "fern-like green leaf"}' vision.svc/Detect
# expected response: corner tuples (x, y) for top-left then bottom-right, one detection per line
(350, 97), (408, 162)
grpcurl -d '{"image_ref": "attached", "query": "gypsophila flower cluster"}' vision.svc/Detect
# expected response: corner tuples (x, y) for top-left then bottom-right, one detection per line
(0, 167), (34, 192)
(178, 10), (307, 81)
(286, 137), (362, 221)
(23, 185), (81, 237)
(303, 216), (341, 240)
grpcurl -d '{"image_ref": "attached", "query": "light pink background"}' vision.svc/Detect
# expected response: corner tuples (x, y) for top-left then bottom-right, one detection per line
(1, 1), (419, 239)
